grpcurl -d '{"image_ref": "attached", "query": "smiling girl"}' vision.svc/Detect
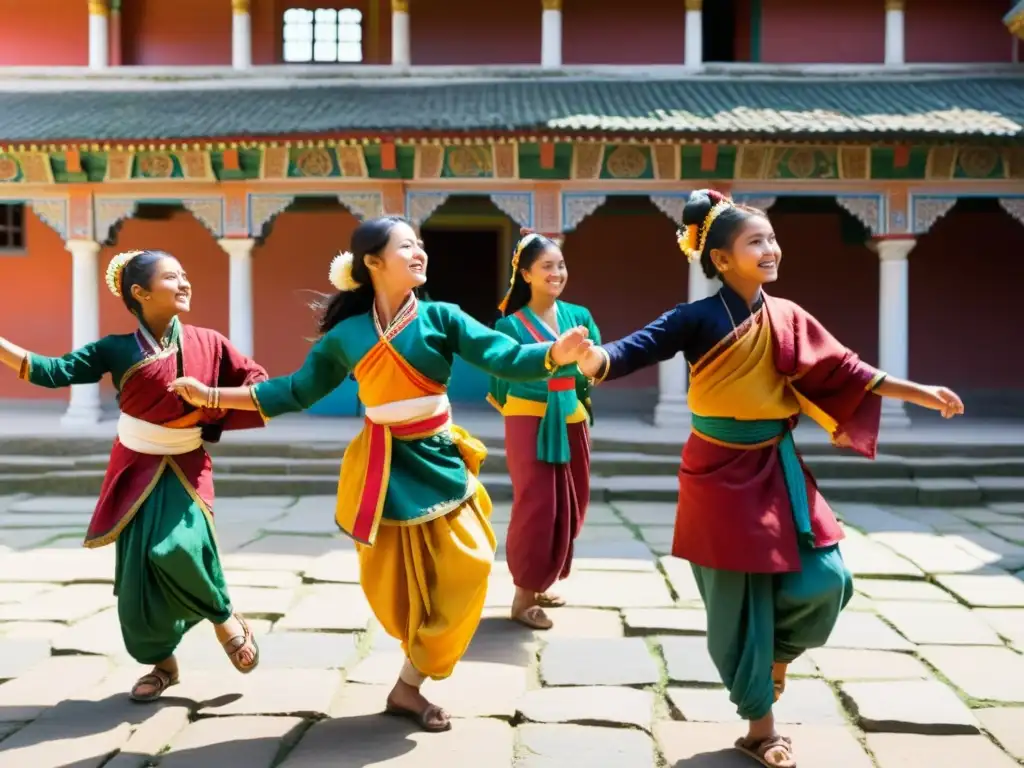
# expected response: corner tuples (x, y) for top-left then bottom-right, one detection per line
(487, 231), (600, 631)
(167, 216), (594, 732)
(0, 249), (266, 702)
(578, 190), (964, 767)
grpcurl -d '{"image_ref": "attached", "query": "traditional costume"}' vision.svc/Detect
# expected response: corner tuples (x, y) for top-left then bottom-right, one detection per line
(593, 245), (883, 726)
(248, 277), (556, 683)
(19, 251), (267, 679)
(488, 299), (598, 604)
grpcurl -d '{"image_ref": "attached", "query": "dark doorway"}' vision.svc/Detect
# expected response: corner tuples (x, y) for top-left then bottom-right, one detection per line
(420, 226), (502, 326)
(703, 0), (737, 63)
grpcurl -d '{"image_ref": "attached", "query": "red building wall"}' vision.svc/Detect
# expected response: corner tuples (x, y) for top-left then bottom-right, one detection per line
(562, 0), (687, 65)
(122, 0), (232, 66)
(0, 0), (88, 66)
(905, 0), (1015, 63)
(0, 211), (72, 400)
(409, 0), (538, 65)
(758, 0), (884, 64)
(909, 205), (1024, 389)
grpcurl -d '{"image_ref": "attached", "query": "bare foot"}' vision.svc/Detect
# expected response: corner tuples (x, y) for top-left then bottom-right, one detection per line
(214, 615), (256, 668)
(386, 679), (450, 731)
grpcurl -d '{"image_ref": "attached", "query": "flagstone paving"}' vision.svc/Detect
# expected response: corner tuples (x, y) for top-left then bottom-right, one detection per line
(0, 497), (1022, 766)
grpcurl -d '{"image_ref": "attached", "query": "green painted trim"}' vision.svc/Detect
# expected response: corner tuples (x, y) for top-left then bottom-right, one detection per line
(750, 0), (762, 64)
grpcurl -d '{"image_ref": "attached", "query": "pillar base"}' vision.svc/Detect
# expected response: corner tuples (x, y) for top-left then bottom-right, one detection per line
(654, 399), (691, 429)
(880, 401), (912, 430)
(60, 402), (102, 429)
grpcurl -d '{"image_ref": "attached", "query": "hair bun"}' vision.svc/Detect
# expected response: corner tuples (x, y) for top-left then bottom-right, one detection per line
(682, 190), (715, 227)
(519, 227), (535, 237)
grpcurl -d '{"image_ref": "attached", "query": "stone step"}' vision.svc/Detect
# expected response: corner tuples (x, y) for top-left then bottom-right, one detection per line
(1, 469), (1022, 506)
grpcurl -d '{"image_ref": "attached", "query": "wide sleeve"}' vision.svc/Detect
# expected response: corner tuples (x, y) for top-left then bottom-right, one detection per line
(442, 303), (551, 382)
(215, 334), (270, 433)
(250, 332), (349, 419)
(23, 340), (109, 389)
(485, 316), (517, 411)
(598, 303), (694, 383)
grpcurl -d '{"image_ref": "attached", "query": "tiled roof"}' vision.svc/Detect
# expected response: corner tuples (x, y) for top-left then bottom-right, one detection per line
(1, 75), (1023, 142)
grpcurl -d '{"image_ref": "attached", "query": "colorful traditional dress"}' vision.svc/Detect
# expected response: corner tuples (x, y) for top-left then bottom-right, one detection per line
(19, 318), (267, 664)
(487, 302), (599, 595)
(598, 283), (884, 721)
(249, 296), (553, 680)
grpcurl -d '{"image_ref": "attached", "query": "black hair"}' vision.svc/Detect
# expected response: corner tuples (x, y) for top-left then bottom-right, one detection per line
(500, 230), (560, 318)
(120, 249), (174, 317)
(682, 190), (766, 280)
(318, 215), (409, 335)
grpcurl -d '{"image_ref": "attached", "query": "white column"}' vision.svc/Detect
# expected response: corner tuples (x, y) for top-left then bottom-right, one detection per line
(653, 266), (717, 428)
(876, 237), (914, 429)
(391, 0), (411, 67)
(232, 0), (252, 70)
(88, 0), (109, 70)
(219, 238), (256, 358)
(884, 0), (905, 66)
(541, 0), (563, 69)
(685, 0), (703, 69)
(62, 240), (103, 427)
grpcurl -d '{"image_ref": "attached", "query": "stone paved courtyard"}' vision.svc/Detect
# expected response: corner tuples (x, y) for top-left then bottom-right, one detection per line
(0, 494), (1021, 766)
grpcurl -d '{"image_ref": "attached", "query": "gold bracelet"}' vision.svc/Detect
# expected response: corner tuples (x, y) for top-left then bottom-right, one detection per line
(213, 387), (221, 409)
(543, 345), (558, 374)
(591, 347), (611, 386)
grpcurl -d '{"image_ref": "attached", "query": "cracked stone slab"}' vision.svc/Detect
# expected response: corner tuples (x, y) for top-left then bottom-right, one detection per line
(869, 531), (989, 574)
(0, 547), (114, 583)
(540, 608), (624, 638)
(7, 496), (97, 515)
(517, 686), (655, 731)
(806, 649), (933, 682)
(657, 556), (702, 602)
(252, 631), (361, 670)
(0, 583), (115, 623)
(571, 540), (656, 572)
(159, 715), (305, 768)
(275, 584), (373, 632)
(0, 656), (112, 722)
(875, 601), (1003, 646)
(974, 707), (1024, 760)
(854, 579), (955, 603)
(623, 607), (707, 635)
(612, 502), (677, 527)
(280, 715), (513, 767)
(552, 570), (673, 608)
(656, 722), (873, 767)
(823, 610), (915, 651)
(668, 679), (845, 725)
(539, 637), (659, 687)
(302, 549), (361, 584)
(0, 637), (54, 679)
(933, 570), (1024, 608)
(223, 570), (302, 589)
(944, 530), (1024, 571)
(976, 609), (1024, 648)
(516, 724), (657, 768)
(918, 645), (1024, 703)
(226, 586), (298, 617)
(659, 636), (721, 684)
(840, 679), (979, 734)
(195, 668), (343, 717)
(866, 733), (1019, 767)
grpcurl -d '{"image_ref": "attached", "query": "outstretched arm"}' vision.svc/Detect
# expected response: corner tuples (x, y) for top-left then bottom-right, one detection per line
(875, 376), (963, 418)
(578, 303), (691, 383)
(170, 333), (349, 417)
(0, 336), (108, 388)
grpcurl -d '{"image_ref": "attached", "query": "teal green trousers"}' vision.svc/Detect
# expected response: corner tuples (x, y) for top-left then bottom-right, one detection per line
(113, 471), (233, 665)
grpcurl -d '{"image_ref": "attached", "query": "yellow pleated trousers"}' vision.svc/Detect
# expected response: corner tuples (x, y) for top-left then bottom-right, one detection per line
(356, 483), (496, 681)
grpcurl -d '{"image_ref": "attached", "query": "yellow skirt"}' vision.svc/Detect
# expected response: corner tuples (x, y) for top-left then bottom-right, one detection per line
(356, 482), (496, 681)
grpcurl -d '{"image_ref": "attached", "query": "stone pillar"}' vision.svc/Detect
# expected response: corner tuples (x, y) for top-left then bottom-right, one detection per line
(685, 0), (703, 69)
(884, 0), (905, 66)
(62, 240), (103, 427)
(392, 0), (411, 67)
(109, 0), (122, 66)
(653, 266), (717, 428)
(232, 0), (252, 70)
(219, 238), (256, 357)
(541, 0), (562, 68)
(88, 0), (109, 70)
(876, 237), (914, 429)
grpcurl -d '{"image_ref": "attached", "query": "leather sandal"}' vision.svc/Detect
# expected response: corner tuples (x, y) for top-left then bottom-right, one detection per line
(384, 701), (452, 733)
(512, 605), (553, 630)
(536, 592), (566, 608)
(223, 614), (260, 674)
(735, 734), (796, 768)
(130, 667), (178, 703)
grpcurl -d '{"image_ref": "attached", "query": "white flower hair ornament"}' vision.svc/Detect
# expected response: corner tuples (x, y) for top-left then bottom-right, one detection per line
(328, 251), (361, 292)
(105, 250), (144, 298)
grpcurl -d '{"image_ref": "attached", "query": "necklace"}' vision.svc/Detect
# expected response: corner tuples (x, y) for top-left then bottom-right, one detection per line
(719, 291), (738, 332)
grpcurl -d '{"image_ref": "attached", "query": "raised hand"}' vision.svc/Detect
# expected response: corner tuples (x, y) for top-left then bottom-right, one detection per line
(550, 325), (593, 367)
(577, 346), (607, 379)
(168, 376), (211, 408)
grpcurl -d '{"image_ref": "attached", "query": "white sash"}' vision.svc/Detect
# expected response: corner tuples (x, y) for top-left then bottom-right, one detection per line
(117, 412), (203, 455)
(363, 394), (450, 426)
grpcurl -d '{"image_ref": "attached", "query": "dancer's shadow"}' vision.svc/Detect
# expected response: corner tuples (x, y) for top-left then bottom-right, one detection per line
(669, 750), (755, 766)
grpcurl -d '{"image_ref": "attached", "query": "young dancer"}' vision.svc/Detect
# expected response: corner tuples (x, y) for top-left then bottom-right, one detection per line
(488, 231), (599, 630)
(0, 249), (266, 702)
(578, 190), (964, 767)
(168, 216), (593, 732)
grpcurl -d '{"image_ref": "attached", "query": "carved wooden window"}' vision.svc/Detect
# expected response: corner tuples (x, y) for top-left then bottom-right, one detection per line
(0, 203), (25, 252)
(283, 8), (363, 63)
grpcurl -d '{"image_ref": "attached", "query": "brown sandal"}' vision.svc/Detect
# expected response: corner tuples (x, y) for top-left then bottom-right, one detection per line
(384, 702), (452, 733)
(536, 592), (566, 608)
(223, 614), (260, 674)
(130, 667), (178, 703)
(513, 605), (553, 630)
(735, 735), (796, 768)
